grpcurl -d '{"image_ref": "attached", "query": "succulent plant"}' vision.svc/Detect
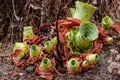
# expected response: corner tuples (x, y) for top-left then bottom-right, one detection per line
(68, 22), (98, 53)
(44, 41), (53, 53)
(40, 58), (52, 70)
(102, 16), (114, 29)
(13, 42), (28, 59)
(23, 26), (34, 41)
(67, 58), (80, 72)
(82, 60), (89, 67)
(51, 36), (58, 45)
(105, 36), (113, 44)
(70, 1), (97, 21)
(87, 54), (99, 64)
(69, 8), (75, 17)
(30, 44), (41, 57)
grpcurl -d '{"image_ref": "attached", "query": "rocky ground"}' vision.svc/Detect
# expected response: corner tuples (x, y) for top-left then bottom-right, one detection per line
(0, 29), (120, 80)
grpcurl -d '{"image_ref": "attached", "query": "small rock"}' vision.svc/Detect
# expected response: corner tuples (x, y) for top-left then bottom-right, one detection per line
(115, 54), (120, 62)
(107, 57), (113, 63)
(110, 49), (118, 55)
(19, 72), (23, 76)
(25, 66), (34, 73)
(117, 41), (120, 45)
(107, 62), (120, 75)
(112, 35), (117, 39)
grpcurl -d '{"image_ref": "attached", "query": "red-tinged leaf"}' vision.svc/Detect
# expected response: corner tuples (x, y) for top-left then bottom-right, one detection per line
(27, 52), (46, 65)
(14, 49), (23, 57)
(98, 27), (112, 45)
(40, 74), (54, 80)
(28, 35), (42, 45)
(10, 53), (26, 68)
(66, 17), (81, 26)
(63, 45), (71, 60)
(59, 33), (65, 44)
(40, 23), (50, 28)
(98, 27), (107, 40)
(57, 20), (66, 25)
(113, 24), (120, 34)
(59, 21), (72, 28)
(90, 40), (103, 54)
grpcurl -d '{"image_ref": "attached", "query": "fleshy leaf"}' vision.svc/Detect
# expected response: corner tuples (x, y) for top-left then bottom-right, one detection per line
(23, 26), (34, 41)
(102, 16), (114, 29)
(67, 58), (79, 72)
(17, 51), (25, 59)
(40, 58), (52, 70)
(51, 36), (58, 45)
(82, 60), (89, 67)
(72, 1), (97, 21)
(30, 44), (41, 57)
(104, 36), (113, 45)
(79, 22), (98, 41)
(13, 42), (28, 59)
(88, 54), (99, 64)
(74, 22), (98, 51)
(44, 41), (53, 53)
(69, 8), (75, 17)
(74, 32), (92, 49)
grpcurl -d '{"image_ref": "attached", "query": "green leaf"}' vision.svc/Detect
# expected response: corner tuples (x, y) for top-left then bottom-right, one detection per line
(74, 32), (92, 49)
(51, 36), (58, 45)
(44, 41), (53, 53)
(13, 42), (28, 53)
(40, 58), (52, 70)
(13, 42), (28, 59)
(88, 54), (99, 64)
(79, 22), (98, 41)
(102, 16), (114, 29)
(69, 8), (75, 17)
(75, 22), (98, 49)
(67, 58), (79, 72)
(17, 51), (25, 59)
(67, 22), (98, 53)
(23, 26), (34, 41)
(73, 1), (97, 21)
(82, 60), (89, 67)
(30, 44), (41, 57)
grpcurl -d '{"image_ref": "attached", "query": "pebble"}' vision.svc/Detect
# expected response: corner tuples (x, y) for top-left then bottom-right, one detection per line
(19, 72), (23, 76)
(107, 62), (120, 75)
(110, 49), (118, 55)
(117, 41), (120, 45)
(25, 66), (34, 73)
(107, 57), (113, 63)
(115, 54), (120, 61)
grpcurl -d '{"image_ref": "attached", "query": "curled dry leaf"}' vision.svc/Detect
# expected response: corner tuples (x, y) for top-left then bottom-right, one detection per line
(113, 24), (120, 34)
(27, 53), (46, 65)
(98, 27), (112, 45)
(26, 35), (42, 45)
(90, 40), (103, 54)
(10, 53), (27, 68)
